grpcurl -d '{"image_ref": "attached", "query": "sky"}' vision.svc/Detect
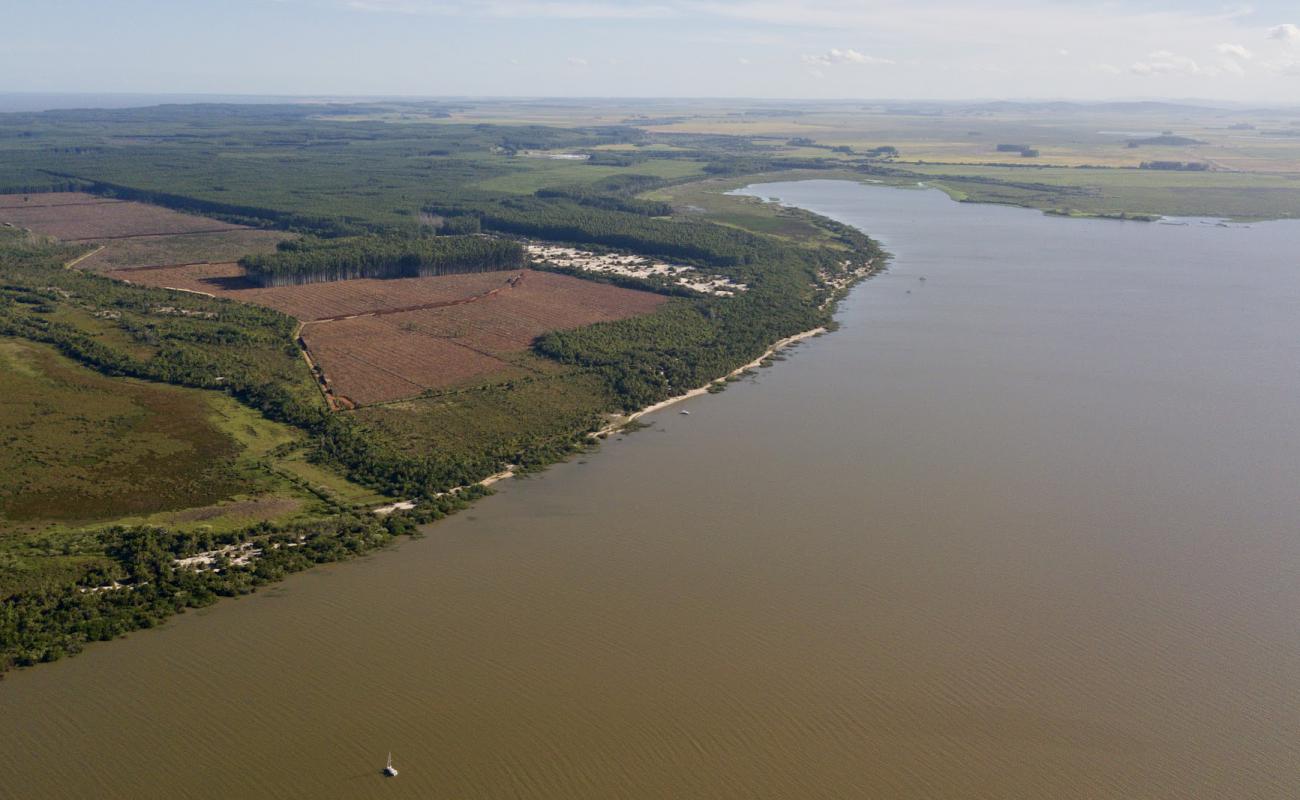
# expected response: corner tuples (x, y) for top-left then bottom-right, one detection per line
(3, 0), (1299, 102)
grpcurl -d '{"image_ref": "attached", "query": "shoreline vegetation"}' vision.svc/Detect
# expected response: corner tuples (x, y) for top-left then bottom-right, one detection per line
(367, 324), (837, 515)
(612, 325), (832, 422)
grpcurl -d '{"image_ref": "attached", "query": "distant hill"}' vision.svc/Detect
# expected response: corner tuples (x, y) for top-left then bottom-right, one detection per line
(1126, 134), (1206, 147)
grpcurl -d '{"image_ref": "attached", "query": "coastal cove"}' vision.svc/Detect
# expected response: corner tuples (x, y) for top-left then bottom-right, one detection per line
(1, 180), (1297, 798)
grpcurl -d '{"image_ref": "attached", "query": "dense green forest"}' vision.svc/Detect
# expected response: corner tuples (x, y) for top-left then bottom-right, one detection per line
(535, 174), (676, 216)
(429, 196), (775, 270)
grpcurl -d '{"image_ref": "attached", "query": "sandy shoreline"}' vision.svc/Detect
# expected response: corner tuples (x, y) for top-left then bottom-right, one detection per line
(595, 258), (881, 431)
(373, 324), (828, 513)
(370, 245), (882, 513)
(608, 326), (827, 427)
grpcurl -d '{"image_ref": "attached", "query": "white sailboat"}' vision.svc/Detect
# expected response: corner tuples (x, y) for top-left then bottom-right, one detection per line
(384, 752), (399, 777)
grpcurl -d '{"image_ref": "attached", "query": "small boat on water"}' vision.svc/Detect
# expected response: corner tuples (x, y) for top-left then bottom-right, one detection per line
(680, 410), (691, 415)
(384, 752), (399, 778)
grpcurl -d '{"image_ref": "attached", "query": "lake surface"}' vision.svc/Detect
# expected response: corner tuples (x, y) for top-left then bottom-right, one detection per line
(2, 180), (1297, 798)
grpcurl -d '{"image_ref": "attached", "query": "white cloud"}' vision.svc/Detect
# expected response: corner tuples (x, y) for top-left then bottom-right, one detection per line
(801, 48), (893, 67)
(1212, 43), (1252, 76)
(1131, 45), (1257, 79)
(687, 0), (1255, 47)
(1268, 23), (1300, 44)
(1265, 57), (1300, 76)
(1215, 43), (1252, 60)
(566, 56), (588, 67)
(1057, 48), (1070, 56)
(737, 57), (751, 65)
(1130, 50), (1202, 76)
(1216, 58), (1246, 77)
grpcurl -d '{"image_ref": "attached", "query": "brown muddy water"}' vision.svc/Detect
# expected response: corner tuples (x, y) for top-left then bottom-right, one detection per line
(2, 180), (1297, 799)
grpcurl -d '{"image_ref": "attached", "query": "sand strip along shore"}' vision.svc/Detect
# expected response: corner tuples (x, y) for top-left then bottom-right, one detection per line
(370, 325), (827, 514)
(607, 326), (827, 429)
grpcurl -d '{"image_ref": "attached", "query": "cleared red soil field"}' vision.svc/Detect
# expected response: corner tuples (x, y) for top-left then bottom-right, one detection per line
(0, 192), (241, 241)
(108, 261), (664, 404)
(369, 271), (665, 354)
(78, 230), (291, 272)
(301, 318), (524, 406)
(109, 263), (524, 321)
(300, 271), (666, 405)
(0, 192), (116, 208)
(5, 194), (666, 405)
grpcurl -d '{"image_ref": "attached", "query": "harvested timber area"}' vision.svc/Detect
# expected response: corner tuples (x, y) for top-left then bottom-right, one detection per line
(108, 262), (524, 320)
(0, 192), (243, 241)
(76, 229), (291, 272)
(301, 319), (522, 405)
(9, 191), (670, 408)
(107, 258), (669, 405)
(0, 192), (291, 276)
(0, 192), (117, 208)
(300, 270), (667, 405)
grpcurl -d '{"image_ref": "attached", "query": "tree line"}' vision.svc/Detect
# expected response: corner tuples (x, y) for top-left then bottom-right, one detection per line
(238, 234), (525, 286)
(425, 196), (769, 271)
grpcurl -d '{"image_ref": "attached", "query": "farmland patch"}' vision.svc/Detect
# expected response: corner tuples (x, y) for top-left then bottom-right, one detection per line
(299, 270), (666, 404)
(108, 257), (666, 406)
(109, 263), (525, 320)
(77, 229), (291, 272)
(12, 194), (675, 410)
(0, 337), (251, 525)
(0, 192), (117, 209)
(0, 192), (243, 241)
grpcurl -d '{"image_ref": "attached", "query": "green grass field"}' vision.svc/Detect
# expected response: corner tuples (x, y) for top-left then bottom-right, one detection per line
(357, 364), (612, 466)
(903, 163), (1300, 220)
(0, 335), (381, 530)
(643, 171), (858, 243)
(474, 156), (706, 194)
(0, 337), (254, 526)
(0, 335), (387, 596)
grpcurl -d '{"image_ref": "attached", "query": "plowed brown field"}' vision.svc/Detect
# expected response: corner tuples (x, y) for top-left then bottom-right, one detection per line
(299, 319), (523, 406)
(77, 230), (291, 272)
(299, 271), (665, 404)
(0, 192), (115, 208)
(0, 193), (242, 241)
(112, 262), (664, 404)
(110, 264), (524, 321)
(14, 193), (668, 407)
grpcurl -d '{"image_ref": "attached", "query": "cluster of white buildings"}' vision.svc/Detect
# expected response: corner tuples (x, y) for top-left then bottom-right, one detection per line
(526, 243), (747, 297)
